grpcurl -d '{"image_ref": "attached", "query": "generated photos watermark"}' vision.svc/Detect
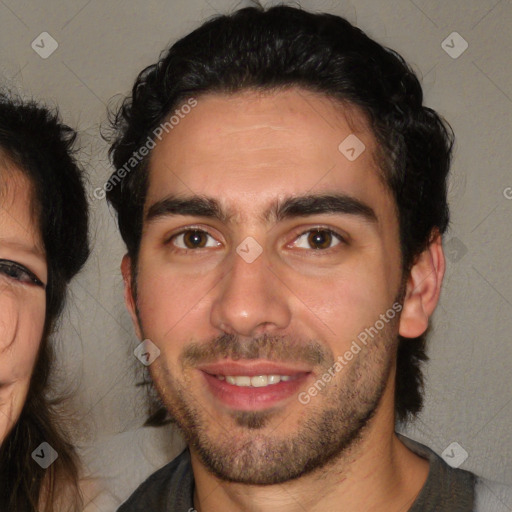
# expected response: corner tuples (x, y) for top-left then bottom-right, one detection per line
(298, 302), (403, 405)
(93, 97), (198, 200)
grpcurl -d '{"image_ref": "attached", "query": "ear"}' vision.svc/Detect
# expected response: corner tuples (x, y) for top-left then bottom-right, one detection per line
(399, 230), (446, 338)
(121, 254), (143, 340)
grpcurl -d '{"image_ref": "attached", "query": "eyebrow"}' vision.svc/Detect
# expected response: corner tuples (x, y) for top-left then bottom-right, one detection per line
(146, 193), (378, 226)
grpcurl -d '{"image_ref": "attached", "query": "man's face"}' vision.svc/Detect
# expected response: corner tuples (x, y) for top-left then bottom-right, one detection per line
(126, 88), (407, 484)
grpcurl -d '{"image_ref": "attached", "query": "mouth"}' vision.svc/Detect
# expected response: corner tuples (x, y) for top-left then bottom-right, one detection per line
(198, 360), (312, 411)
(215, 373), (299, 387)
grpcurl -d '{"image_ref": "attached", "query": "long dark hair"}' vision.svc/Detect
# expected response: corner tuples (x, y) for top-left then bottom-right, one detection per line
(0, 92), (90, 511)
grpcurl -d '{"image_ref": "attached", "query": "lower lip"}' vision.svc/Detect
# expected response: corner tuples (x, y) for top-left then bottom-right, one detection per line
(201, 371), (310, 411)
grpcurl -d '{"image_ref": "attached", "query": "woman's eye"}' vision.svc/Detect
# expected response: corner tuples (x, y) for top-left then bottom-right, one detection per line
(292, 229), (345, 251)
(0, 260), (45, 288)
(170, 229), (221, 250)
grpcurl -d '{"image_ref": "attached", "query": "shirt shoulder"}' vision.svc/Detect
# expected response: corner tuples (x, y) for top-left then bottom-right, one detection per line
(116, 448), (194, 512)
(397, 433), (476, 512)
(398, 434), (512, 512)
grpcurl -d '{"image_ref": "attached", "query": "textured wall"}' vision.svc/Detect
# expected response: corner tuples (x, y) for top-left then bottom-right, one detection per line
(0, 0), (510, 509)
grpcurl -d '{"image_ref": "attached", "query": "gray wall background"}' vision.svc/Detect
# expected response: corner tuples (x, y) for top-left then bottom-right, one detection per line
(0, 0), (511, 509)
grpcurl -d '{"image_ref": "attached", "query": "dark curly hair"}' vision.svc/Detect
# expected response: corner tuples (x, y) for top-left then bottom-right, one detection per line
(105, 4), (453, 424)
(0, 92), (90, 511)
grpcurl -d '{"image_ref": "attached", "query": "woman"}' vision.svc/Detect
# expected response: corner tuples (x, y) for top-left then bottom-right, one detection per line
(0, 91), (90, 511)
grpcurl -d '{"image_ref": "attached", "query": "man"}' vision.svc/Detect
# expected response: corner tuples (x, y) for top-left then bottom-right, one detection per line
(105, 4), (509, 511)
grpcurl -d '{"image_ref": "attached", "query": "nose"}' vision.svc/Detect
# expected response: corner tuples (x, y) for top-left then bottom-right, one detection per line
(210, 248), (292, 338)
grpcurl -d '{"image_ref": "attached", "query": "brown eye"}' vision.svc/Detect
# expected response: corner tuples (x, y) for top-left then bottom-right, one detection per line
(183, 230), (208, 248)
(293, 229), (345, 251)
(308, 230), (333, 249)
(170, 229), (221, 251)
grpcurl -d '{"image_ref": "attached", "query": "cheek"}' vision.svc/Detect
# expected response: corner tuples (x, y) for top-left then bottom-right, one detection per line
(0, 292), (45, 441)
(0, 293), (45, 384)
(136, 257), (218, 343)
(290, 252), (400, 350)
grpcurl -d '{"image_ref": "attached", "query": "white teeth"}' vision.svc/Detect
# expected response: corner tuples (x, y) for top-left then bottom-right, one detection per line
(235, 376), (251, 387)
(251, 375), (268, 387)
(218, 374), (292, 387)
(267, 375), (280, 384)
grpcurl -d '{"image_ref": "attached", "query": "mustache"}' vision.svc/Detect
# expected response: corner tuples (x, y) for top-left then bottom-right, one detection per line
(180, 332), (334, 368)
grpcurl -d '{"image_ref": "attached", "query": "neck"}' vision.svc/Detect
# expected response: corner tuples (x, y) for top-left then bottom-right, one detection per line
(190, 382), (430, 512)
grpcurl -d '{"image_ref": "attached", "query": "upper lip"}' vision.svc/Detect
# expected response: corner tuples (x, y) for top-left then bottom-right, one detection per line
(197, 360), (312, 377)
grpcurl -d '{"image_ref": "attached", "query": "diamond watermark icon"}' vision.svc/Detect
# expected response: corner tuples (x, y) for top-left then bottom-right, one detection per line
(31, 32), (58, 59)
(236, 236), (263, 263)
(31, 442), (59, 469)
(441, 441), (468, 468)
(441, 32), (468, 59)
(338, 134), (365, 161)
(134, 339), (160, 366)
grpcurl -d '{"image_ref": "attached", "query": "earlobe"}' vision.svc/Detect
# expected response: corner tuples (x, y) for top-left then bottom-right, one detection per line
(121, 254), (142, 340)
(398, 230), (446, 338)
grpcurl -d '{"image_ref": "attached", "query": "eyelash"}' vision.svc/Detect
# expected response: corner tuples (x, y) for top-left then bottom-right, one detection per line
(0, 259), (45, 288)
(166, 226), (347, 255)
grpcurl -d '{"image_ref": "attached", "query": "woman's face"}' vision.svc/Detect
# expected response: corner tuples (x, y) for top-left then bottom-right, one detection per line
(0, 166), (47, 443)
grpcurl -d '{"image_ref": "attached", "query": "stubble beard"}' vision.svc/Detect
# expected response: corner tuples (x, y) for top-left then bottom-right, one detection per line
(148, 316), (399, 486)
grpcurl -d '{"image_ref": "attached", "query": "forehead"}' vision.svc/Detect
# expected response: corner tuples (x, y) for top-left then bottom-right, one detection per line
(146, 88), (393, 225)
(0, 163), (43, 255)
